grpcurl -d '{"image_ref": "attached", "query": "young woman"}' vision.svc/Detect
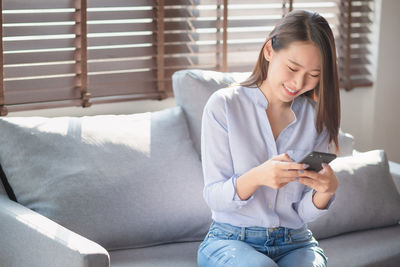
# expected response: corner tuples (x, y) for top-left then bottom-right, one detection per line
(198, 10), (340, 267)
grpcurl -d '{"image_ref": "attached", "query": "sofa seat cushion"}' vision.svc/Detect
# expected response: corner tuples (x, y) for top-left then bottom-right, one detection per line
(0, 107), (211, 250)
(109, 241), (200, 267)
(319, 225), (400, 267)
(308, 150), (400, 239)
(109, 225), (400, 267)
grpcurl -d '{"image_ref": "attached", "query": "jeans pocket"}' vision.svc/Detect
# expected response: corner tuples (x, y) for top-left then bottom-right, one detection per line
(207, 225), (235, 240)
(289, 227), (313, 243)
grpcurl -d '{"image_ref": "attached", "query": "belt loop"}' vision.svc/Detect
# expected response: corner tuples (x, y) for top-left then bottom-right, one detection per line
(285, 227), (290, 242)
(239, 227), (246, 241)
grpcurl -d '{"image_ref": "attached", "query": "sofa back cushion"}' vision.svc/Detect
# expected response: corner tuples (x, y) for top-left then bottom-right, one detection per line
(172, 69), (250, 156)
(308, 150), (400, 239)
(0, 106), (211, 250)
(172, 69), (355, 157)
(0, 163), (16, 199)
(0, 172), (7, 196)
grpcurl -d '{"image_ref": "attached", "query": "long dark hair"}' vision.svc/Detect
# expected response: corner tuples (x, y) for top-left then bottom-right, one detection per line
(241, 10), (340, 153)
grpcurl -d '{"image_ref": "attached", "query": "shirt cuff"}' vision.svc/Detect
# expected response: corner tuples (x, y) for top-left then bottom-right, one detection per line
(230, 174), (254, 205)
(299, 190), (335, 222)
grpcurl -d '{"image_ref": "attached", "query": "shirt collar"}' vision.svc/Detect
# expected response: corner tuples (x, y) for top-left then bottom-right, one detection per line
(248, 86), (303, 119)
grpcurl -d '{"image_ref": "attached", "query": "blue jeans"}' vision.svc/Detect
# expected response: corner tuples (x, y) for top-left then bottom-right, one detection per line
(197, 221), (327, 267)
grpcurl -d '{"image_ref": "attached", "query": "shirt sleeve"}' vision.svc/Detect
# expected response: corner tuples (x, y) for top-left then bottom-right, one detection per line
(297, 126), (336, 223)
(201, 92), (253, 212)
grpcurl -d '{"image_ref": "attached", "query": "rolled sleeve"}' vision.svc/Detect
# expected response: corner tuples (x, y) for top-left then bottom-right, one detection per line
(232, 174), (255, 202)
(203, 174), (253, 212)
(201, 92), (253, 212)
(298, 189), (336, 223)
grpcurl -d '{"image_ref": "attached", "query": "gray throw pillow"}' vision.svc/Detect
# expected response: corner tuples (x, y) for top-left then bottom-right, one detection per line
(172, 69), (251, 156)
(0, 106), (211, 250)
(308, 150), (400, 239)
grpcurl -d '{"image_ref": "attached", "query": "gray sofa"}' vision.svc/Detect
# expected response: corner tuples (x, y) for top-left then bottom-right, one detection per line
(0, 69), (399, 267)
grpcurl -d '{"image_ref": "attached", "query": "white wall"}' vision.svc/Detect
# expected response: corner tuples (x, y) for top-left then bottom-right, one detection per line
(340, 0), (400, 162)
(339, 87), (376, 152)
(371, 0), (400, 162)
(372, 0), (400, 162)
(8, 0), (400, 162)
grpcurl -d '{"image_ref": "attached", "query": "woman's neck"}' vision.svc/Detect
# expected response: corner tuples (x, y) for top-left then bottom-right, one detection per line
(258, 81), (292, 110)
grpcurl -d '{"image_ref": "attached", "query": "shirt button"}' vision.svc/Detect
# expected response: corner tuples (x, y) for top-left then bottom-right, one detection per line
(268, 204), (273, 209)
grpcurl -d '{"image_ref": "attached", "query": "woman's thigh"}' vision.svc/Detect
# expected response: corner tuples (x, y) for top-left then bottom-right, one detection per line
(198, 238), (277, 267)
(276, 244), (327, 267)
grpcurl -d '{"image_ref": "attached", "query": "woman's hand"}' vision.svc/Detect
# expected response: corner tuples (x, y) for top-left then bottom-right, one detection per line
(297, 163), (338, 209)
(255, 153), (309, 189)
(236, 153), (309, 200)
(297, 163), (338, 194)
(236, 154), (308, 200)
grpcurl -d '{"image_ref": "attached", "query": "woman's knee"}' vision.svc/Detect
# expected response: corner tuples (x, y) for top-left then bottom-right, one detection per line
(277, 245), (327, 267)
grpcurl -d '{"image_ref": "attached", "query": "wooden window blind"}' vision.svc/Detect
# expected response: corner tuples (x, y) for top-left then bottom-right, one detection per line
(337, 0), (373, 90)
(224, 0), (294, 72)
(2, 1), (79, 114)
(87, 0), (165, 104)
(0, 0), (374, 115)
(224, 0), (374, 91)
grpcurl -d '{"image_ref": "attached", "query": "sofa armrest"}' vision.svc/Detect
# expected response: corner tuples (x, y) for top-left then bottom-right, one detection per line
(0, 195), (109, 267)
(389, 160), (400, 194)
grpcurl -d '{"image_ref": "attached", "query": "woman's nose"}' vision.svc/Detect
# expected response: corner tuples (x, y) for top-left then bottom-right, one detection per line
(294, 74), (305, 90)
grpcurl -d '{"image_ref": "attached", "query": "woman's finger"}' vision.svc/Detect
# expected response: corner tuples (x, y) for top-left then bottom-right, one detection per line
(280, 169), (304, 178)
(272, 153), (293, 162)
(319, 163), (333, 174)
(298, 177), (316, 188)
(298, 170), (326, 181)
(279, 161), (310, 171)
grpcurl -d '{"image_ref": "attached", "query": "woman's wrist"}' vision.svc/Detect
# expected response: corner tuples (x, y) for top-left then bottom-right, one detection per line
(312, 191), (335, 209)
(236, 167), (262, 200)
(249, 166), (263, 187)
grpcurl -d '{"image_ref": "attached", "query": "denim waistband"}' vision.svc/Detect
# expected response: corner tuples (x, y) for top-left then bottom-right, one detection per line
(211, 221), (307, 240)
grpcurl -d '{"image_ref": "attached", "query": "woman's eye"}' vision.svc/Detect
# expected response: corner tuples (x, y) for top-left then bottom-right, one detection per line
(310, 74), (320, 78)
(288, 66), (297, 72)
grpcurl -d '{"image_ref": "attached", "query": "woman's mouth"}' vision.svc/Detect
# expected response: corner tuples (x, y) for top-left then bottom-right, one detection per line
(283, 84), (298, 96)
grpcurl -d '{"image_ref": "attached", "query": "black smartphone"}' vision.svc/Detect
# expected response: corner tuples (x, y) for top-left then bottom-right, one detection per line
(297, 151), (337, 172)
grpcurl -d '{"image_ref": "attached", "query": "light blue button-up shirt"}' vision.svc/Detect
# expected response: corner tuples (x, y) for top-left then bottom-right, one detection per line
(201, 85), (332, 229)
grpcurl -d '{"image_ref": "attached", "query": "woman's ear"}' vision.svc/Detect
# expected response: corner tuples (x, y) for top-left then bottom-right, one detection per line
(263, 39), (273, 62)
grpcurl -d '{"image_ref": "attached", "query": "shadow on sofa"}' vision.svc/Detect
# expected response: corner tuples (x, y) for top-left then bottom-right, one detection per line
(0, 69), (399, 267)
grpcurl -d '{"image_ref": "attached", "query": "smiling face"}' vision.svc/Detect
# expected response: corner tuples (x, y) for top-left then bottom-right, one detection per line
(261, 40), (322, 106)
